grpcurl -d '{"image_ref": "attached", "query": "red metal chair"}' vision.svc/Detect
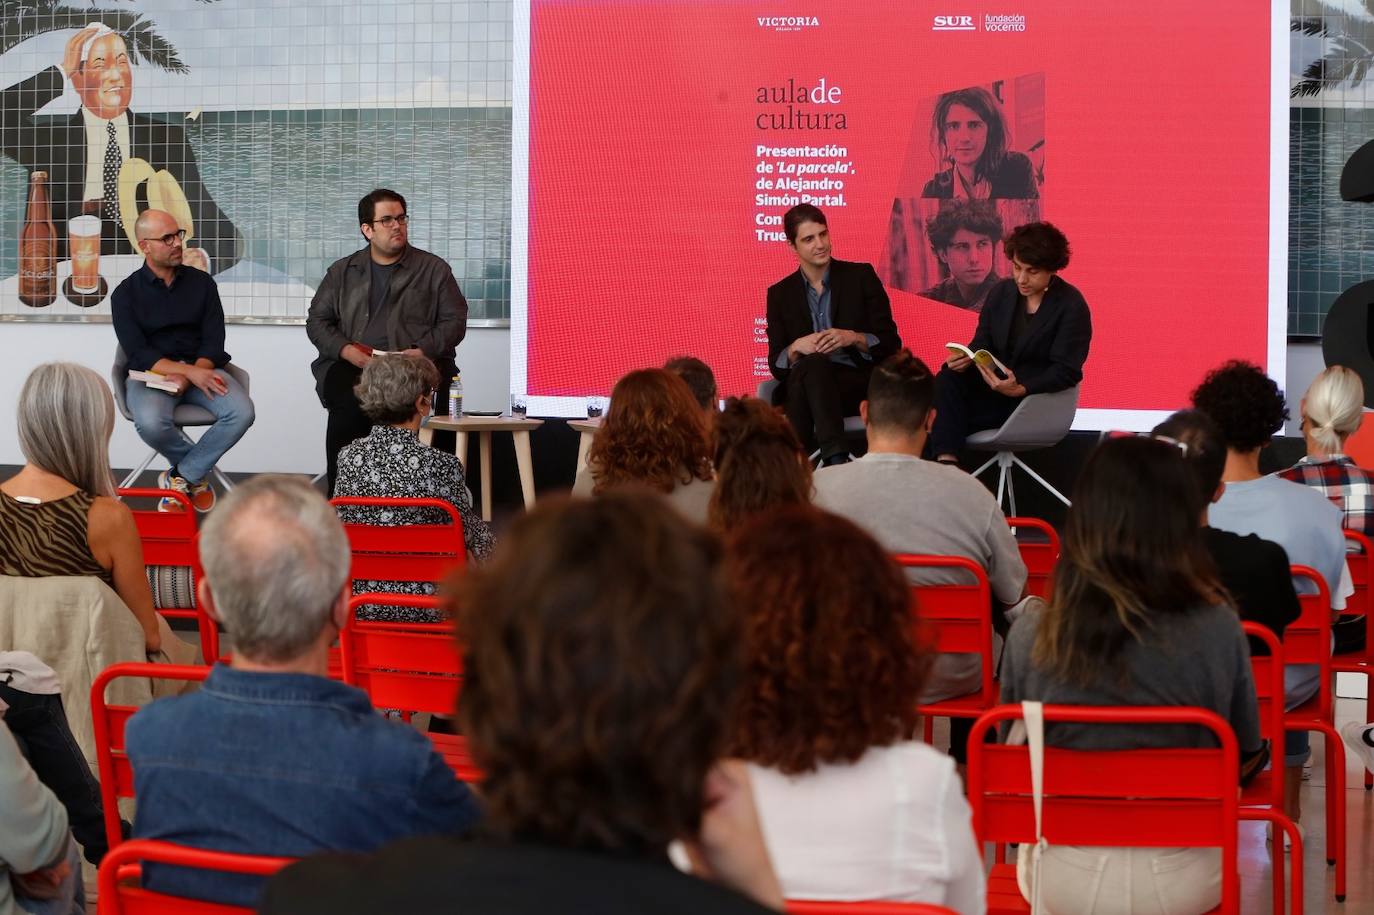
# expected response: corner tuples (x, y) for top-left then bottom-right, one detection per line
(119, 487), (222, 663)
(1239, 622), (1304, 915)
(330, 496), (467, 681)
(1331, 529), (1374, 790)
(787, 903), (958, 914)
(339, 593), (481, 783)
(1284, 565), (1347, 901)
(892, 555), (994, 748)
(91, 663), (211, 852)
(967, 704), (1242, 914)
(97, 838), (292, 915)
(1005, 517), (1059, 599)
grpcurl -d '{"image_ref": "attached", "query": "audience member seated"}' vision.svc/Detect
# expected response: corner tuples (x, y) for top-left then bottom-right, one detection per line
(1278, 365), (1373, 537)
(0, 717), (84, 915)
(572, 369), (715, 524)
(726, 505), (984, 912)
(1152, 410), (1301, 649)
(260, 492), (783, 914)
(0, 362), (195, 665)
(664, 354), (719, 413)
(333, 354), (495, 622)
(0, 652), (112, 867)
(930, 221), (1092, 463)
(708, 397), (812, 533)
(814, 351), (1026, 768)
(1000, 436), (1265, 914)
(1191, 359), (1349, 829)
(125, 476), (480, 908)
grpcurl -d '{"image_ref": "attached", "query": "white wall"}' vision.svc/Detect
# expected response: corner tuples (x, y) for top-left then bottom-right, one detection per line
(0, 322), (511, 474)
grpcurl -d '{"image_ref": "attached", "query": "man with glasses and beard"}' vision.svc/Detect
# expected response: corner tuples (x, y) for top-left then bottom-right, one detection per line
(307, 189), (468, 492)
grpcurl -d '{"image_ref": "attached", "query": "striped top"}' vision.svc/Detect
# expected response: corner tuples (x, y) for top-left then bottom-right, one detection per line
(0, 489), (112, 585)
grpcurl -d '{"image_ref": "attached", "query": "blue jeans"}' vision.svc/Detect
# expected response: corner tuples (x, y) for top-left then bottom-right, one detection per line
(125, 373), (254, 484)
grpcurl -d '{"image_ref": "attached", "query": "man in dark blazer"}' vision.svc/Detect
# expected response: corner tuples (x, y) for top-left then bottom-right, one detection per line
(766, 204), (901, 464)
(0, 26), (242, 273)
(930, 221), (1091, 461)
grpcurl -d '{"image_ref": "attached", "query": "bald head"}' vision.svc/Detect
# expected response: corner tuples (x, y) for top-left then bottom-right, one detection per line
(135, 209), (184, 271)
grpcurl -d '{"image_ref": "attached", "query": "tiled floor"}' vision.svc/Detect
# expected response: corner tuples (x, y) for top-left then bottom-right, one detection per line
(1255, 694), (1374, 913)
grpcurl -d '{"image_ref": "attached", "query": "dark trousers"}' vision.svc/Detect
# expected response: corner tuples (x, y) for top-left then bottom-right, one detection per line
(0, 681), (112, 864)
(321, 360), (460, 495)
(778, 354), (870, 459)
(929, 364), (1021, 458)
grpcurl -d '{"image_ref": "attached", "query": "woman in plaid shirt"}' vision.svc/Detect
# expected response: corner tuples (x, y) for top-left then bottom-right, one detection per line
(1277, 365), (1372, 536)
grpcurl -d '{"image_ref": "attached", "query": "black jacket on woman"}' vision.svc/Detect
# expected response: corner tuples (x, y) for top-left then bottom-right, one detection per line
(969, 275), (1091, 395)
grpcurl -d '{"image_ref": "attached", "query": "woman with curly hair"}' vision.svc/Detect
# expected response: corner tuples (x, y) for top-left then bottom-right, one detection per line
(726, 505), (983, 912)
(572, 368), (715, 524)
(708, 397), (811, 533)
(1191, 359), (1349, 830)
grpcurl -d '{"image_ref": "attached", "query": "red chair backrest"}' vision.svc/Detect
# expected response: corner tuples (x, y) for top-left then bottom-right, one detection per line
(1286, 564), (1334, 719)
(967, 704), (1240, 914)
(98, 838), (292, 915)
(1006, 516), (1059, 599)
(892, 554), (994, 702)
(119, 487), (220, 663)
(91, 662), (211, 852)
(788, 902), (958, 914)
(330, 496), (466, 584)
(1240, 622), (1285, 811)
(339, 594), (458, 714)
(1346, 530), (1373, 617)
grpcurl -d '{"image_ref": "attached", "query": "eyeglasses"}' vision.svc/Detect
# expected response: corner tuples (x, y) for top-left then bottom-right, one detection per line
(140, 229), (186, 247)
(370, 215), (409, 227)
(1102, 429), (1190, 457)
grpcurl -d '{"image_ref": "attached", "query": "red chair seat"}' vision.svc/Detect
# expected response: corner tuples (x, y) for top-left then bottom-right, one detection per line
(919, 689), (995, 719)
(429, 732), (483, 783)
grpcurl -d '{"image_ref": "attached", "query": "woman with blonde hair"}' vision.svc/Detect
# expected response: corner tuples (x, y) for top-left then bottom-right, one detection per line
(0, 362), (166, 652)
(1278, 364), (1373, 536)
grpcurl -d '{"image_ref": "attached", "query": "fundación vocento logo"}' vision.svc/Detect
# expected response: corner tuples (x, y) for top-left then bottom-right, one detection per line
(757, 15), (820, 33)
(932, 15), (976, 32)
(985, 13), (1028, 32)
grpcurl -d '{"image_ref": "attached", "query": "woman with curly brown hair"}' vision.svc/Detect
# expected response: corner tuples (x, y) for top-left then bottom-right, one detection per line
(261, 492), (782, 914)
(709, 397), (812, 533)
(726, 505), (984, 912)
(572, 368), (715, 523)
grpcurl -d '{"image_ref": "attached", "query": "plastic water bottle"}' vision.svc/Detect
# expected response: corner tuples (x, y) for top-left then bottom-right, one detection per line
(448, 374), (463, 417)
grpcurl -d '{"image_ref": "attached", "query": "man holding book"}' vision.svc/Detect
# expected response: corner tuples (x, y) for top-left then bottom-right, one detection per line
(112, 208), (254, 512)
(306, 188), (468, 493)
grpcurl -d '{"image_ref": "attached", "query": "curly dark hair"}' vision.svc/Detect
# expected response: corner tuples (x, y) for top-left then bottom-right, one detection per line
(708, 397), (811, 532)
(925, 199), (1004, 253)
(725, 505), (930, 774)
(1190, 359), (1289, 451)
(588, 369), (713, 494)
(450, 491), (740, 852)
(1003, 221), (1071, 271)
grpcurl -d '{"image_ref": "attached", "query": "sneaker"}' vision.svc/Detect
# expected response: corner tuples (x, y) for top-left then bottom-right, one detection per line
(188, 479), (216, 513)
(1342, 721), (1374, 775)
(157, 470), (190, 513)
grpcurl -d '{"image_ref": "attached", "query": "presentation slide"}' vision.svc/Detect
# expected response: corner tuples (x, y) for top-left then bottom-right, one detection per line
(511, 2), (1287, 428)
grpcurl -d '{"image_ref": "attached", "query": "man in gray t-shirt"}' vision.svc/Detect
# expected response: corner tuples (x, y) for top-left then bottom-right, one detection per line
(813, 351), (1027, 717)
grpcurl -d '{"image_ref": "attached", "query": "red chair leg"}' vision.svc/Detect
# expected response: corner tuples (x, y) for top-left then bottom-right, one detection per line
(1366, 686), (1373, 791)
(923, 715), (934, 744)
(1317, 723), (1346, 901)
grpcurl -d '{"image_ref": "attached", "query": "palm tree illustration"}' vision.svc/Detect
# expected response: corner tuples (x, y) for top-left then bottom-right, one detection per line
(1292, 5), (1374, 98)
(0, 0), (222, 73)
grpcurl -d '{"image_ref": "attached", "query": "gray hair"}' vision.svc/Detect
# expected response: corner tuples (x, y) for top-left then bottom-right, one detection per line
(354, 354), (440, 425)
(1304, 365), (1365, 455)
(17, 362), (116, 497)
(199, 475), (351, 663)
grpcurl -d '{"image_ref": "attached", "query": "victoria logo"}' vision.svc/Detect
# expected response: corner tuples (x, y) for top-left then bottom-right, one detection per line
(757, 15), (820, 32)
(933, 15), (976, 31)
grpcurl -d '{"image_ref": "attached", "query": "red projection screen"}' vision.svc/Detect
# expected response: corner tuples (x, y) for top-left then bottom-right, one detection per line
(511, 2), (1289, 428)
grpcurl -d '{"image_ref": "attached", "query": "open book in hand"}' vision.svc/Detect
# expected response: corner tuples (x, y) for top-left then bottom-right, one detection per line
(127, 370), (180, 394)
(945, 342), (1009, 379)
